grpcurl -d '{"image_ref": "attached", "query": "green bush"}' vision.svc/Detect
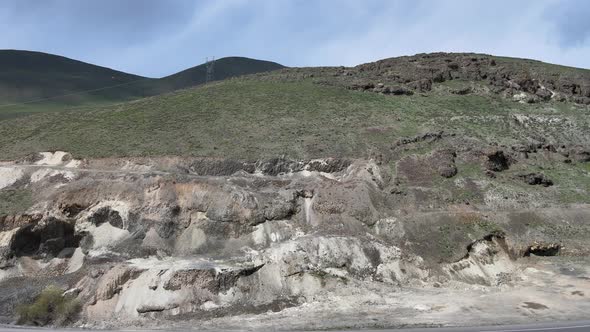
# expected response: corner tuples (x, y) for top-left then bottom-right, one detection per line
(17, 285), (80, 326)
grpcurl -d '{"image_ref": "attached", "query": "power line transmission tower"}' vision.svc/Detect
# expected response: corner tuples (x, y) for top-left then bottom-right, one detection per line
(205, 56), (215, 83)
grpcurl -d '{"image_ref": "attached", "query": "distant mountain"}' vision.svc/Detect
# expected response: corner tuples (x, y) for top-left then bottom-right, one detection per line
(0, 50), (148, 105)
(0, 50), (285, 116)
(153, 57), (285, 93)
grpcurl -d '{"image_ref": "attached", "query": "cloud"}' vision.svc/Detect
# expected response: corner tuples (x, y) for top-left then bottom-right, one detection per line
(544, 0), (590, 48)
(2, 0), (196, 46)
(302, 0), (590, 69)
(0, 0), (198, 75)
(92, 1), (250, 76)
(0, 0), (589, 76)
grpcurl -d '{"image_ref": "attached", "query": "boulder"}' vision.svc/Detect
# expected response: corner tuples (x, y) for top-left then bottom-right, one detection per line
(361, 83), (375, 90)
(484, 170), (496, 178)
(407, 79), (432, 92)
(188, 159), (255, 176)
(163, 264), (263, 293)
(96, 266), (141, 301)
(511, 144), (535, 154)
(349, 82), (375, 91)
(569, 146), (590, 162)
(535, 88), (552, 101)
(517, 173), (553, 187)
(60, 203), (88, 218)
(506, 81), (521, 90)
(484, 149), (512, 172)
(38, 238), (66, 256)
(395, 131), (445, 146)
(205, 190), (297, 225)
(524, 242), (560, 257)
(451, 87), (472, 95)
(514, 77), (539, 93)
(447, 63), (460, 70)
(573, 96), (590, 105)
(0, 214), (43, 232)
(256, 158), (304, 175)
(552, 92), (567, 102)
(384, 86), (414, 96)
(439, 166), (458, 178)
(306, 158), (351, 173)
(433, 149), (457, 178)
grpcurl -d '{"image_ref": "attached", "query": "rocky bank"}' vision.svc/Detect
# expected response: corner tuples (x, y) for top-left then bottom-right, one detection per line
(0, 148), (589, 329)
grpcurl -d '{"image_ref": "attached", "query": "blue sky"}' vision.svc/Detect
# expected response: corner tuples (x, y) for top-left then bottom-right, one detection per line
(1, 0), (589, 77)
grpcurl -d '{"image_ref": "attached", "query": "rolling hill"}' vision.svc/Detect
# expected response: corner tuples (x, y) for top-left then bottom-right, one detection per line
(0, 50), (147, 108)
(0, 50), (284, 118)
(1, 52), (588, 203)
(152, 56), (287, 93)
(1, 52), (587, 160)
(1, 52), (590, 329)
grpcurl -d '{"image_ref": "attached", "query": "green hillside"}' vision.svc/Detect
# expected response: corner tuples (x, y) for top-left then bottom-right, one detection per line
(1, 79), (390, 159)
(153, 56), (285, 93)
(0, 50), (149, 116)
(0, 50), (146, 101)
(0, 75), (587, 160)
(0, 52), (589, 162)
(0, 50), (284, 118)
(0, 52), (589, 208)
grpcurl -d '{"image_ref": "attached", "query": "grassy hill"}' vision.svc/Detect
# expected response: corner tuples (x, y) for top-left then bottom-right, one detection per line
(0, 52), (589, 206)
(0, 50), (149, 116)
(0, 52), (588, 161)
(152, 57), (285, 93)
(0, 50), (284, 118)
(0, 72), (587, 160)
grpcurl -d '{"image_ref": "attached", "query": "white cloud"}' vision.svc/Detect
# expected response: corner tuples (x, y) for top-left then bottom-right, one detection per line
(1, 0), (589, 75)
(305, 0), (590, 69)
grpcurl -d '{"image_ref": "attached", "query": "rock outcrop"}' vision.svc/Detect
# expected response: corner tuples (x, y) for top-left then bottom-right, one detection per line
(0, 151), (588, 328)
(518, 173), (553, 187)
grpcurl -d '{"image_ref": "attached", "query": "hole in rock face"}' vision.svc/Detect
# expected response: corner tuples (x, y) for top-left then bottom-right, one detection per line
(524, 243), (560, 257)
(10, 225), (41, 256)
(88, 207), (123, 228)
(61, 203), (87, 218)
(10, 218), (80, 257)
(170, 205), (181, 216)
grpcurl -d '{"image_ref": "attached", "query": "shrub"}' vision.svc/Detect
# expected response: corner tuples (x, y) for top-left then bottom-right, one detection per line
(17, 285), (81, 326)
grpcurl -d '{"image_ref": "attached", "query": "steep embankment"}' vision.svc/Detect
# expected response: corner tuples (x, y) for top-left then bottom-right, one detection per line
(0, 152), (588, 328)
(0, 53), (589, 328)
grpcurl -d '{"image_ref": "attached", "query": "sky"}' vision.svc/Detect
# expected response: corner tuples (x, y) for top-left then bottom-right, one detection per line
(1, 0), (589, 77)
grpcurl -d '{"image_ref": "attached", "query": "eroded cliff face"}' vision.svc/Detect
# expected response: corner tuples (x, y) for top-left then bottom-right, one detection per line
(0, 151), (589, 328)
